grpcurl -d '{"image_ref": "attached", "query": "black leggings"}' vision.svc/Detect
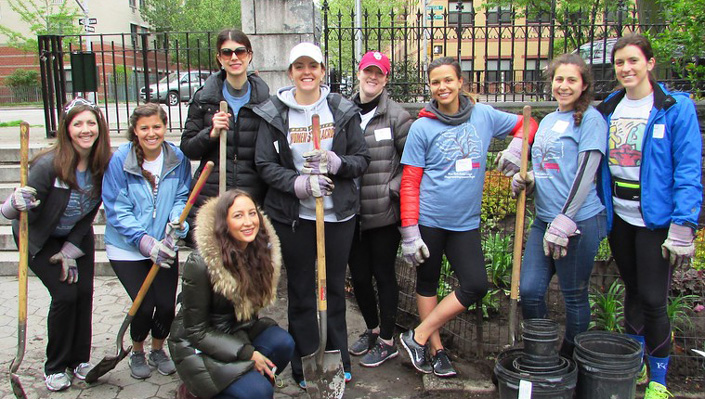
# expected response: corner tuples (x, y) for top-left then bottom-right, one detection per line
(609, 214), (671, 358)
(416, 226), (487, 308)
(348, 222), (400, 340)
(110, 258), (179, 342)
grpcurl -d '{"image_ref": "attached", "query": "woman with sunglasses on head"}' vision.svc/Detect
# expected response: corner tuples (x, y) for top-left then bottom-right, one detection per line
(511, 54), (608, 359)
(254, 42), (370, 388)
(595, 33), (702, 398)
(180, 28), (270, 247)
(1, 98), (112, 391)
(398, 57), (536, 378)
(168, 190), (294, 399)
(102, 103), (192, 380)
(346, 51), (412, 368)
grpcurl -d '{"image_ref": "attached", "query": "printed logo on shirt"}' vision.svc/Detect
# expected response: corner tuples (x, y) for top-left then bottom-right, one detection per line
(289, 122), (335, 145)
(532, 126), (564, 177)
(435, 123), (481, 179)
(609, 117), (644, 167)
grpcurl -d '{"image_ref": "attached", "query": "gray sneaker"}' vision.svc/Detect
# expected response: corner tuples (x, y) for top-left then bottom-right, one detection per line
(432, 349), (457, 377)
(148, 348), (177, 375)
(72, 362), (92, 380)
(129, 351), (152, 379)
(399, 329), (432, 374)
(349, 329), (378, 356)
(44, 372), (71, 391)
(360, 338), (399, 367)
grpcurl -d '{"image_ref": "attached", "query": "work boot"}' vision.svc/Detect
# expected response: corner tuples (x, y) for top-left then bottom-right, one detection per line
(129, 350), (152, 379)
(148, 348), (177, 375)
(349, 329), (378, 356)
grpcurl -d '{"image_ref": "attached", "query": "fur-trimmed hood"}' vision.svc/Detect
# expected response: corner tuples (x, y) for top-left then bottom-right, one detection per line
(193, 197), (282, 321)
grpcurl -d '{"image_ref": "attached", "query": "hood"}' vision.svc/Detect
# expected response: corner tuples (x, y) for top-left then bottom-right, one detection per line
(197, 70), (270, 106)
(193, 197), (282, 321)
(422, 94), (474, 126)
(276, 84), (331, 111)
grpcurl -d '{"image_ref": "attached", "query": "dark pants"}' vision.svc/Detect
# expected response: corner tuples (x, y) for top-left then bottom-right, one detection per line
(609, 214), (672, 357)
(28, 234), (95, 375)
(416, 226), (487, 308)
(273, 218), (355, 381)
(348, 222), (400, 340)
(110, 258), (179, 342)
(214, 326), (295, 399)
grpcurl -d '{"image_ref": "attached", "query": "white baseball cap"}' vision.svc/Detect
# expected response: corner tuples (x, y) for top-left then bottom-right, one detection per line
(289, 42), (324, 66)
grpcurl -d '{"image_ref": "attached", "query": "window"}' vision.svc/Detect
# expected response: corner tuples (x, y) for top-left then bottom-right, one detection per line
(524, 58), (548, 84)
(448, 1), (474, 26)
(526, 6), (551, 24)
(486, 6), (512, 25)
(486, 59), (512, 82)
(129, 0), (136, 8)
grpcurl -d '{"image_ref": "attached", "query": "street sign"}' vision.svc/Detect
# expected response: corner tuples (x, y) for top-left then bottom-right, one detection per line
(84, 26), (95, 32)
(426, 5), (444, 11)
(79, 17), (97, 25)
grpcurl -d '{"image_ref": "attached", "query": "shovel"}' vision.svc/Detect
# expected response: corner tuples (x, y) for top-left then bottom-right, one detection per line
(218, 100), (228, 196)
(301, 114), (345, 399)
(508, 105), (531, 346)
(85, 161), (214, 383)
(9, 122), (30, 398)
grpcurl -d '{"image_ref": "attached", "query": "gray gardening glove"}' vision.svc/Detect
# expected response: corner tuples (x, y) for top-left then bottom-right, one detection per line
(293, 175), (335, 199)
(400, 225), (430, 267)
(661, 223), (695, 268)
(543, 214), (580, 260)
(49, 242), (84, 284)
(495, 137), (522, 177)
(302, 149), (342, 175)
(164, 220), (189, 252)
(11, 186), (41, 211)
(511, 171), (535, 198)
(139, 235), (176, 268)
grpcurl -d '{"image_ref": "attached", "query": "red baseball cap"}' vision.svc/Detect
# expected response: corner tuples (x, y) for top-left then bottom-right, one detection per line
(358, 51), (391, 75)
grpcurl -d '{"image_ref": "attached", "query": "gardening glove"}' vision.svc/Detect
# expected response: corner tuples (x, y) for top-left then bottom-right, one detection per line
(165, 220), (189, 240)
(139, 235), (176, 268)
(400, 225), (430, 267)
(661, 223), (695, 268)
(495, 137), (522, 177)
(543, 214), (580, 260)
(49, 242), (84, 284)
(11, 186), (41, 211)
(302, 149), (342, 175)
(293, 175), (335, 199)
(511, 171), (535, 198)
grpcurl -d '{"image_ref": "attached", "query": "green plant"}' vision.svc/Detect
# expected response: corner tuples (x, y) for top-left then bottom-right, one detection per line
(589, 280), (625, 332)
(468, 289), (502, 319)
(481, 170), (517, 227)
(594, 238), (612, 262)
(436, 256), (454, 300)
(668, 293), (699, 332)
(5, 69), (38, 89)
(692, 229), (705, 270)
(482, 232), (513, 288)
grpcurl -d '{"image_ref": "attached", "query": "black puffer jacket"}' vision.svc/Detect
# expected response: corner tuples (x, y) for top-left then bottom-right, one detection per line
(352, 90), (412, 230)
(168, 198), (282, 399)
(180, 71), (270, 229)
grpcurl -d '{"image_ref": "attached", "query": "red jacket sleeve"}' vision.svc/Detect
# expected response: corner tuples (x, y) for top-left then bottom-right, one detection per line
(509, 115), (538, 145)
(400, 165), (423, 227)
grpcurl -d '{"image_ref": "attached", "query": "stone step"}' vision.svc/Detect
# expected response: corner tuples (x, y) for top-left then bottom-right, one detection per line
(0, 248), (192, 277)
(0, 224), (108, 250)
(0, 206), (108, 226)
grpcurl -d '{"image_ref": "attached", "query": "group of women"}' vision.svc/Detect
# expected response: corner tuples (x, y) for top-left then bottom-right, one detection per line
(4, 29), (699, 399)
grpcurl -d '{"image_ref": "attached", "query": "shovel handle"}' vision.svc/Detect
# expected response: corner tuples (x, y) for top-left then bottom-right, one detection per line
(311, 114), (327, 313)
(219, 101), (228, 196)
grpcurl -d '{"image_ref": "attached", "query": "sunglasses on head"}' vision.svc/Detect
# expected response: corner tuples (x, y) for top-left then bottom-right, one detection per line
(64, 97), (98, 114)
(219, 46), (250, 59)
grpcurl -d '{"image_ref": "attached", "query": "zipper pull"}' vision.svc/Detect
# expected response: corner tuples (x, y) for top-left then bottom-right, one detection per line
(153, 207), (157, 219)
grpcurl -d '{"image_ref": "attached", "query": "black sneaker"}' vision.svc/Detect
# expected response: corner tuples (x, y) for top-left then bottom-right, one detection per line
(399, 329), (432, 374)
(360, 338), (399, 367)
(432, 349), (457, 377)
(349, 329), (378, 356)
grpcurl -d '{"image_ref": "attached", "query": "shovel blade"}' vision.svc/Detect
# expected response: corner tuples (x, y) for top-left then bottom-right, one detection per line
(84, 349), (129, 383)
(9, 373), (26, 399)
(302, 349), (345, 399)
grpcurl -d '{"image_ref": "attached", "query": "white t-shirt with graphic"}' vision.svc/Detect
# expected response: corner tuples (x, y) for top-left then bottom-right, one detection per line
(608, 93), (653, 226)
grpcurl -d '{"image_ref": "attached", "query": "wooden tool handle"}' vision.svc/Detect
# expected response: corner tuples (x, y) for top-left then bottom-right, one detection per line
(312, 114), (327, 312)
(17, 122), (29, 324)
(219, 101), (228, 196)
(510, 105), (531, 301)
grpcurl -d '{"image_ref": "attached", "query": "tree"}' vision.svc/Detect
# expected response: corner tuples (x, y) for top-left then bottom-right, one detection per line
(0, 0), (83, 52)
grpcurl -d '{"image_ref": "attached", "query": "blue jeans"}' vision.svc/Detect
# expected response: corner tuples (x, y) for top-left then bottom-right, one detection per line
(520, 212), (607, 344)
(215, 326), (295, 399)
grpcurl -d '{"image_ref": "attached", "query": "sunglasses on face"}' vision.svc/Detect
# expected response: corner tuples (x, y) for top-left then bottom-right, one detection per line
(219, 47), (250, 60)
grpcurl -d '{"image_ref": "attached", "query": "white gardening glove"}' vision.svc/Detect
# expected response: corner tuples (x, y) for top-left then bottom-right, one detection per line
(139, 235), (176, 268)
(511, 171), (535, 198)
(400, 225), (430, 267)
(661, 223), (695, 268)
(543, 214), (580, 260)
(48, 242), (84, 284)
(293, 175), (335, 199)
(302, 149), (342, 175)
(495, 137), (522, 177)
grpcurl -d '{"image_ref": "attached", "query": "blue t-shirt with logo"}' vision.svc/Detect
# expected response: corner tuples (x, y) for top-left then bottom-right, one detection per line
(401, 103), (517, 231)
(532, 105), (606, 222)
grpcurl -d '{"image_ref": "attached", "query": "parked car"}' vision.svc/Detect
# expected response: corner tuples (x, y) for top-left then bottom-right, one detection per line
(140, 71), (209, 106)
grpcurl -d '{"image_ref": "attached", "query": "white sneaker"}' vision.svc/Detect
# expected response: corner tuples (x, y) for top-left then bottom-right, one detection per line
(44, 372), (71, 391)
(72, 362), (92, 380)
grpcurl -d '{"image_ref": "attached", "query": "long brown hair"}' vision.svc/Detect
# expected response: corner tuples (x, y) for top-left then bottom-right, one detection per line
(42, 100), (112, 198)
(427, 56), (476, 105)
(610, 33), (658, 90)
(214, 190), (274, 309)
(127, 103), (167, 189)
(547, 53), (594, 126)
(215, 28), (253, 66)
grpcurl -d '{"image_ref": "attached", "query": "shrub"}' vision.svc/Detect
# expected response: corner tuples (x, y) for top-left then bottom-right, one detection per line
(481, 170), (516, 227)
(5, 68), (38, 89)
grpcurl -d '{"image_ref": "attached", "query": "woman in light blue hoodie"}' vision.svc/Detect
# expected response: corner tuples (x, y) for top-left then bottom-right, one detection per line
(254, 42), (370, 388)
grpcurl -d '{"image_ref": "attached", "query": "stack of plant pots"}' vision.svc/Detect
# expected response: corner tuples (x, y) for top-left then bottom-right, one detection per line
(494, 319), (577, 399)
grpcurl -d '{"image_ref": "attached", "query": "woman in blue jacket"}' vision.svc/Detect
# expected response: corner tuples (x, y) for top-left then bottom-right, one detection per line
(596, 33), (702, 398)
(102, 103), (192, 380)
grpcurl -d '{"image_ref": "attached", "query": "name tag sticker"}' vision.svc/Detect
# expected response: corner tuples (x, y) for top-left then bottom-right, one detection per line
(518, 380), (532, 399)
(552, 120), (569, 133)
(374, 127), (392, 141)
(456, 158), (474, 172)
(653, 124), (665, 139)
(273, 141), (280, 153)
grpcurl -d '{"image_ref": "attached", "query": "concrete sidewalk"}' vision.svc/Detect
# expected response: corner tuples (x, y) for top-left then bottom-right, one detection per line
(0, 273), (496, 399)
